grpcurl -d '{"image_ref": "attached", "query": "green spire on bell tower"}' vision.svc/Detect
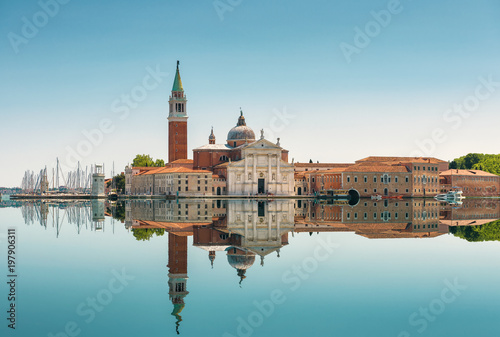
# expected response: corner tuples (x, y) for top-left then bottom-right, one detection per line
(172, 60), (183, 92)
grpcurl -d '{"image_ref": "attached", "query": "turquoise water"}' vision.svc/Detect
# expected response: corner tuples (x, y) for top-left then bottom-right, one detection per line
(1, 199), (499, 337)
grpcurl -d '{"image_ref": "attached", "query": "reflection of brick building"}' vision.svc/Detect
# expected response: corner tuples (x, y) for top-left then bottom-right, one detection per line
(295, 199), (445, 239)
(440, 199), (500, 226)
(440, 169), (500, 197)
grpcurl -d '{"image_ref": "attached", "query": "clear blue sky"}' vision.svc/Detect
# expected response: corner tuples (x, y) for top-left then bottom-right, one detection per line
(1, 0), (499, 186)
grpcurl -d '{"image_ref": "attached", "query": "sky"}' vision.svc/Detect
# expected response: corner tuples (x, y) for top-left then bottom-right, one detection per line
(1, 0), (499, 187)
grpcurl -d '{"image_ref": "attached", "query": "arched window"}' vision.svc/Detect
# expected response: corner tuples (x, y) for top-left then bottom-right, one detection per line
(219, 155), (229, 162)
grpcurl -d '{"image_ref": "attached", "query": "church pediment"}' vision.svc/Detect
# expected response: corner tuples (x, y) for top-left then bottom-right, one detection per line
(242, 138), (282, 151)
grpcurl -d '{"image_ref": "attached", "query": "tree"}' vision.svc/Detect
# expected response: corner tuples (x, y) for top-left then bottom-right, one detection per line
(106, 173), (125, 194)
(309, 159), (313, 163)
(449, 153), (500, 175)
(450, 220), (500, 242)
(132, 154), (165, 167)
(463, 153), (484, 169)
(131, 228), (165, 241)
(132, 154), (155, 167)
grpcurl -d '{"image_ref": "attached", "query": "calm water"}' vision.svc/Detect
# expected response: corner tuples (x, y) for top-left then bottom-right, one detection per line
(1, 198), (500, 337)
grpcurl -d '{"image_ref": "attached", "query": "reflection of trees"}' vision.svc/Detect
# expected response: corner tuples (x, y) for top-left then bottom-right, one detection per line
(131, 228), (165, 241)
(108, 202), (126, 222)
(450, 220), (500, 242)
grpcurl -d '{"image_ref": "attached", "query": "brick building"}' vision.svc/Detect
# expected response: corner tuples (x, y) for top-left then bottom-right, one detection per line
(342, 164), (412, 197)
(294, 157), (443, 198)
(130, 167), (213, 196)
(440, 169), (500, 197)
(355, 156), (448, 172)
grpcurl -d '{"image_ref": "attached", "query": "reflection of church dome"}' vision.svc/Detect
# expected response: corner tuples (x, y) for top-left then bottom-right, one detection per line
(227, 253), (256, 270)
(227, 110), (255, 146)
(227, 247), (256, 286)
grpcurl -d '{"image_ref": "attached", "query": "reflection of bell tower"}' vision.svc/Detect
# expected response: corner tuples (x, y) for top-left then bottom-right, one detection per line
(167, 233), (189, 334)
(168, 61), (188, 163)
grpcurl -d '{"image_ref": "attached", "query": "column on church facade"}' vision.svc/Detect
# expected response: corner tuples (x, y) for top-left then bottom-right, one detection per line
(268, 154), (272, 193)
(253, 155), (257, 194)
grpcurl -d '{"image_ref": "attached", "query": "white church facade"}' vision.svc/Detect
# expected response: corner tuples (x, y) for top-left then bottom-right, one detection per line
(226, 136), (294, 196)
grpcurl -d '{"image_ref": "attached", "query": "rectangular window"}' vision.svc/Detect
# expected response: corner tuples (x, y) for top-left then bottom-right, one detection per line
(258, 202), (265, 217)
(373, 177), (377, 183)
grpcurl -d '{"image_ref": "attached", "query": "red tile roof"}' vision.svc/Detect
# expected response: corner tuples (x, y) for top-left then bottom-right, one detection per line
(440, 169), (499, 177)
(139, 167), (212, 175)
(356, 156), (446, 164)
(169, 159), (194, 164)
(342, 164), (410, 173)
(132, 167), (160, 171)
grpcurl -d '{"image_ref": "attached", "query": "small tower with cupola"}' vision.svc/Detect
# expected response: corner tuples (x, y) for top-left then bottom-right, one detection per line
(208, 127), (216, 144)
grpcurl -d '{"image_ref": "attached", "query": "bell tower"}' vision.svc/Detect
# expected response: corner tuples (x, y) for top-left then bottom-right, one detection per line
(168, 61), (188, 163)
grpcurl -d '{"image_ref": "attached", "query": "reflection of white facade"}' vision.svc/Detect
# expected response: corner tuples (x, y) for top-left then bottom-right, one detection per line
(226, 139), (294, 195)
(226, 200), (295, 258)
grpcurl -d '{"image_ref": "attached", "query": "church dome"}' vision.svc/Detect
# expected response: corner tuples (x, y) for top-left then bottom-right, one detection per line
(227, 110), (255, 146)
